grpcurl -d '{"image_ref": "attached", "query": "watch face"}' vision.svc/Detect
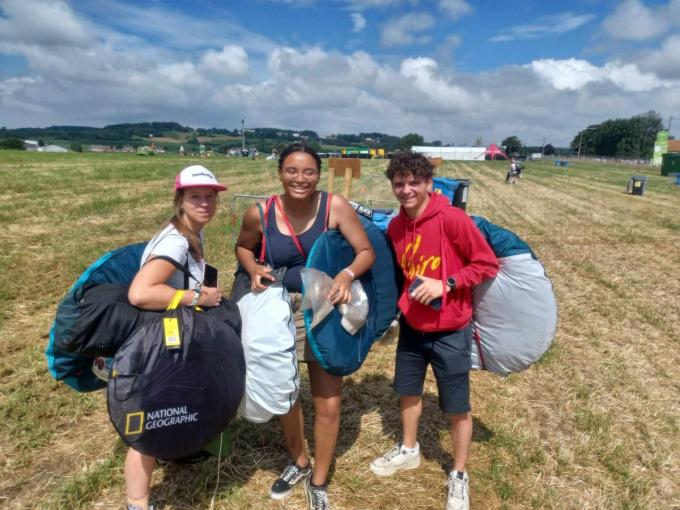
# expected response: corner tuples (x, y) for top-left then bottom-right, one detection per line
(447, 277), (456, 289)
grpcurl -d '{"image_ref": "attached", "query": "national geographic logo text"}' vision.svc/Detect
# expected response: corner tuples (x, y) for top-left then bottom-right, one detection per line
(124, 406), (199, 435)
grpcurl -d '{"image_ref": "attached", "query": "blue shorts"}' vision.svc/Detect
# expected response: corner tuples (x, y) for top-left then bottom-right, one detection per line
(393, 318), (472, 415)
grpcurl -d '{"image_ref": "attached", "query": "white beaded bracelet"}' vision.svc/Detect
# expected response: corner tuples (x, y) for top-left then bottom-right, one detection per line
(190, 289), (201, 306)
(342, 267), (355, 280)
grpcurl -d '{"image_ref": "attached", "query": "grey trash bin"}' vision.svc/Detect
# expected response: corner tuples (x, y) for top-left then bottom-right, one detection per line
(628, 176), (648, 196)
(452, 179), (471, 210)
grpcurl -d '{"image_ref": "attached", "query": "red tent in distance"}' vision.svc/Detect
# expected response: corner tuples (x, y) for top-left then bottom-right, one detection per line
(477, 143), (509, 160)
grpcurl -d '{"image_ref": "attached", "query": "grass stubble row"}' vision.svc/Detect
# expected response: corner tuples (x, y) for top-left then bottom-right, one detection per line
(0, 152), (678, 509)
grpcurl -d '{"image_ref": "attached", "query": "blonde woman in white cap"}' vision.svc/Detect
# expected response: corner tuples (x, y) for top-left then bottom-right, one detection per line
(124, 164), (227, 510)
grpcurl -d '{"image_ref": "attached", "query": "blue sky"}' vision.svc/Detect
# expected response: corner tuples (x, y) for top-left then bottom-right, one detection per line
(1, 0), (679, 145)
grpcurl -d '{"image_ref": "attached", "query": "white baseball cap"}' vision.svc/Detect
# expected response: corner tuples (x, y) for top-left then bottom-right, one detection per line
(174, 165), (227, 192)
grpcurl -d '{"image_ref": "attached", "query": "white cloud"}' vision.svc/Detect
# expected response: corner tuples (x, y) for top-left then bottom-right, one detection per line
(399, 57), (475, 110)
(438, 0), (472, 20)
(0, 76), (40, 95)
(638, 34), (680, 79)
(351, 13), (367, 33)
(0, 0), (90, 47)
(529, 59), (600, 90)
(347, 0), (413, 9)
(380, 13), (434, 47)
(529, 57), (675, 92)
(157, 62), (207, 88)
(2, 1), (680, 146)
(77, 0), (278, 54)
(434, 33), (463, 65)
(489, 12), (595, 42)
(199, 45), (249, 76)
(602, 0), (668, 41)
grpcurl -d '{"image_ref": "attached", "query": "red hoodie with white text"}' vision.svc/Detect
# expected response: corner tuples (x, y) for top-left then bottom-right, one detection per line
(387, 192), (499, 332)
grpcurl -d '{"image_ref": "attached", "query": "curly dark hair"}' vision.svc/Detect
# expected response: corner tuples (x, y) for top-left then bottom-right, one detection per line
(385, 151), (434, 181)
(278, 143), (321, 172)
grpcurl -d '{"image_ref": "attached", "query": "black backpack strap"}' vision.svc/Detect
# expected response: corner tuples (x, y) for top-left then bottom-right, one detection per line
(146, 255), (199, 290)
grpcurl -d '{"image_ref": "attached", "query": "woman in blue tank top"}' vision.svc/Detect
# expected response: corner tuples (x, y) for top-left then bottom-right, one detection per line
(236, 144), (375, 509)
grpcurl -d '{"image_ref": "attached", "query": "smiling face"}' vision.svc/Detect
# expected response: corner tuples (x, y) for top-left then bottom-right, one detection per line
(178, 187), (218, 227)
(278, 151), (320, 199)
(390, 172), (432, 218)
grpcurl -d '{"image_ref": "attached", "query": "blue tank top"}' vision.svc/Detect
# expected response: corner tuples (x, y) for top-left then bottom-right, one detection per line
(265, 192), (329, 292)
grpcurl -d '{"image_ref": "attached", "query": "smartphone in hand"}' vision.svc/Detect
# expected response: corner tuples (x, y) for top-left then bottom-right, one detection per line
(204, 264), (218, 287)
(261, 267), (287, 287)
(408, 277), (442, 311)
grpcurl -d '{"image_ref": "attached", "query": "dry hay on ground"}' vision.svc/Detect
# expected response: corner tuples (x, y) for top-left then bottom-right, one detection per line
(0, 154), (678, 509)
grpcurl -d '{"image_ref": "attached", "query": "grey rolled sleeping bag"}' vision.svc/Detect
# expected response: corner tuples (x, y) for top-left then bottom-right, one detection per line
(471, 216), (558, 377)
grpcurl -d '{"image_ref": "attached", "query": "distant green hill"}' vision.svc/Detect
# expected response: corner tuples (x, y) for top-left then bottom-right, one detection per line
(0, 122), (407, 153)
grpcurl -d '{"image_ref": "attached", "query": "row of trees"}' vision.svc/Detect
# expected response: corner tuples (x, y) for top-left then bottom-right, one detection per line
(0, 122), (190, 142)
(570, 111), (664, 159)
(501, 136), (558, 156)
(0, 137), (24, 150)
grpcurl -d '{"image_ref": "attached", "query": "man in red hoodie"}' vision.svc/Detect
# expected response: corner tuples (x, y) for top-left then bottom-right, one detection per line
(370, 152), (498, 510)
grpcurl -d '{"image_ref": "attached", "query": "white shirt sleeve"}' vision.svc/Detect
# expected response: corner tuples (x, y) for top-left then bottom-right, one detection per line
(140, 224), (204, 290)
(147, 231), (189, 266)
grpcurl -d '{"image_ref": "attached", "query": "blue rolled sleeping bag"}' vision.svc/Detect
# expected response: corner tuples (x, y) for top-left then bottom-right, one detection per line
(303, 215), (398, 376)
(46, 243), (147, 392)
(472, 215), (536, 259)
(371, 208), (398, 232)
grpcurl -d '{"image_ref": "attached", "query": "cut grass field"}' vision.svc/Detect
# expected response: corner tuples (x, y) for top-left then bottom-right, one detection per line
(0, 151), (678, 509)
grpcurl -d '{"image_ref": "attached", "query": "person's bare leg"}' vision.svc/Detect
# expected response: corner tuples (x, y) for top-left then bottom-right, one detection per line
(450, 411), (472, 472)
(307, 361), (342, 486)
(279, 399), (309, 467)
(125, 448), (155, 509)
(400, 395), (422, 448)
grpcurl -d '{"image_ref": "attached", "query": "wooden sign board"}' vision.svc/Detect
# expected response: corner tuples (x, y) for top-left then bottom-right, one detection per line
(328, 158), (362, 198)
(329, 158), (361, 178)
(429, 157), (443, 167)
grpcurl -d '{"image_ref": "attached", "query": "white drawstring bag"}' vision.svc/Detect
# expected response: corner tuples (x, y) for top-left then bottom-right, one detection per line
(236, 283), (299, 423)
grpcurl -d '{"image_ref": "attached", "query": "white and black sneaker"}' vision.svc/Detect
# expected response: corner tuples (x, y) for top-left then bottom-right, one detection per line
(445, 470), (470, 510)
(304, 477), (330, 510)
(369, 444), (421, 476)
(269, 461), (312, 500)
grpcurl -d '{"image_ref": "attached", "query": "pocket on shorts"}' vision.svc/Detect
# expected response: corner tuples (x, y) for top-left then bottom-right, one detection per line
(435, 326), (472, 375)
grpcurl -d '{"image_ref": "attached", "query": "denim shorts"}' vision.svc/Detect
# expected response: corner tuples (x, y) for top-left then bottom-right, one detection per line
(393, 318), (472, 415)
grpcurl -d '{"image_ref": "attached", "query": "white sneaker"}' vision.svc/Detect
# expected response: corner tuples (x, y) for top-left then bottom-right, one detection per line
(446, 471), (469, 510)
(369, 444), (421, 476)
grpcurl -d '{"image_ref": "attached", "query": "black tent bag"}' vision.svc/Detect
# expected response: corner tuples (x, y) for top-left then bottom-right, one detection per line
(107, 305), (245, 459)
(59, 283), (158, 357)
(54, 254), (203, 358)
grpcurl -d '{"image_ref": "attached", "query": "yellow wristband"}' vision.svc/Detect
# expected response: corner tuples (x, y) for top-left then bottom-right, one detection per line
(167, 290), (185, 310)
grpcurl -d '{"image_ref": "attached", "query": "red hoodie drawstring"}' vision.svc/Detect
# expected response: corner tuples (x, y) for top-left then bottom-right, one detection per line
(403, 219), (417, 281)
(439, 214), (447, 318)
